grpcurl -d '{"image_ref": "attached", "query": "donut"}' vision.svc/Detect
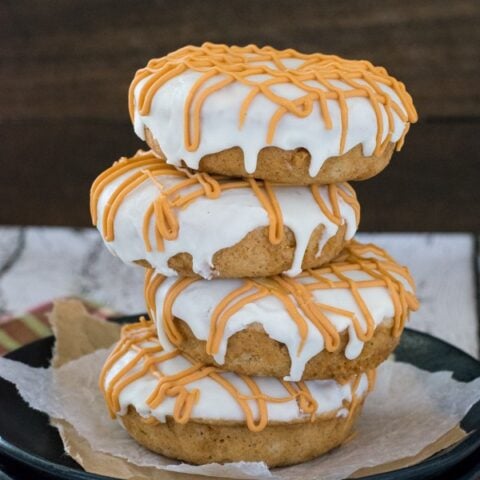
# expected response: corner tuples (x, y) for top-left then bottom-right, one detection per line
(129, 43), (417, 184)
(90, 150), (360, 279)
(100, 319), (376, 467)
(145, 241), (419, 381)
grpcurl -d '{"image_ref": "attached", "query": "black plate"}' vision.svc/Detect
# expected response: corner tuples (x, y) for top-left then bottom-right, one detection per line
(0, 320), (479, 480)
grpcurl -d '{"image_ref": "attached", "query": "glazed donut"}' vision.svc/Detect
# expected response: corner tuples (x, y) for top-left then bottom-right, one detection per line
(145, 241), (419, 381)
(100, 319), (375, 467)
(90, 151), (359, 279)
(129, 43), (417, 184)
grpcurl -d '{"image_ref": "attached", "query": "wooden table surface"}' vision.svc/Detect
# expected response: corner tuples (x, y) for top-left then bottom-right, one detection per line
(1, 0), (479, 231)
(0, 227), (478, 358)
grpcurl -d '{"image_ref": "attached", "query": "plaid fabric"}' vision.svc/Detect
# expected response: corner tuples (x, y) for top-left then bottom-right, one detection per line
(0, 298), (116, 356)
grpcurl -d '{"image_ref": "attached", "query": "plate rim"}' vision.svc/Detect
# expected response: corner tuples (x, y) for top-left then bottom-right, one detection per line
(0, 326), (479, 480)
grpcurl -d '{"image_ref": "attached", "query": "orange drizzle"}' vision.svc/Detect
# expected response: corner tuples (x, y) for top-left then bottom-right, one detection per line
(145, 240), (419, 357)
(100, 320), (373, 431)
(310, 183), (360, 227)
(247, 178), (284, 244)
(90, 151), (359, 252)
(161, 277), (199, 344)
(129, 43), (417, 156)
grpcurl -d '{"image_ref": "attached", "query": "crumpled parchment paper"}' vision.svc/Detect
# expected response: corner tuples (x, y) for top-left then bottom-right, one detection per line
(0, 299), (479, 480)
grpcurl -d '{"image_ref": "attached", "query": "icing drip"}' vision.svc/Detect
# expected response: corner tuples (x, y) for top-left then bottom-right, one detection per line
(145, 241), (419, 380)
(100, 319), (376, 430)
(91, 151), (359, 278)
(130, 43), (417, 175)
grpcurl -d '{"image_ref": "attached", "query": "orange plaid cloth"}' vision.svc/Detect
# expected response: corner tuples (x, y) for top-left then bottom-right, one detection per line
(0, 298), (116, 356)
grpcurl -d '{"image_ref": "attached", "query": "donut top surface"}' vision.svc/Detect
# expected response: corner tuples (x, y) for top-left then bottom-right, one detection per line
(146, 241), (419, 380)
(130, 43), (417, 176)
(90, 150), (359, 278)
(100, 319), (375, 431)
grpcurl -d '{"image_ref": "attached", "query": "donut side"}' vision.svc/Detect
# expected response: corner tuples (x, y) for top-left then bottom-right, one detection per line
(121, 401), (363, 467)
(161, 224), (347, 278)
(146, 127), (394, 185)
(174, 318), (398, 381)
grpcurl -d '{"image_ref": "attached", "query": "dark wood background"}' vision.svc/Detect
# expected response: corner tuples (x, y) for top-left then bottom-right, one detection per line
(1, 0), (479, 231)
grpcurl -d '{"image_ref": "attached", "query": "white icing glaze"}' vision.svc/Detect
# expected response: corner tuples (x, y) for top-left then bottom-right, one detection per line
(95, 161), (358, 278)
(151, 248), (416, 381)
(132, 68), (408, 176)
(103, 336), (369, 424)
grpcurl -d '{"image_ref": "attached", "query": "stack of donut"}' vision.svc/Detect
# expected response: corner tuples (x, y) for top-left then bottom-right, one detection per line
(91, 43), (420, 467)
